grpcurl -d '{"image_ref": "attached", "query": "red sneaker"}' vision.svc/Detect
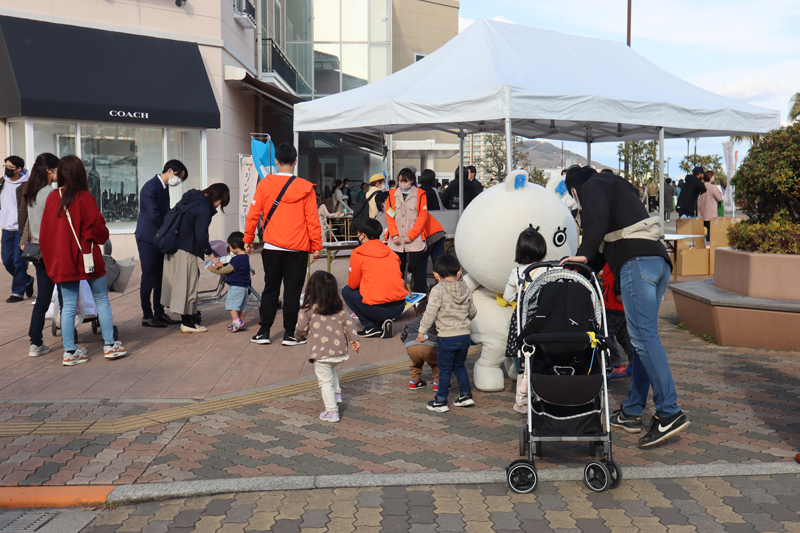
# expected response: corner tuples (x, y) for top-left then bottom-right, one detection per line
(432, 382), (439, 392)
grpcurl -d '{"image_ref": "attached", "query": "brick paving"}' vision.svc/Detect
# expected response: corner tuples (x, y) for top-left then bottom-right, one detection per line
(82, 477), (800, 532)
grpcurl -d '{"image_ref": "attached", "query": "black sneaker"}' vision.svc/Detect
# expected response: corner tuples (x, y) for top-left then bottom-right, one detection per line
(610, 408), (643, 434)
(426, 399), (449, 412)
(638, 411), (690, 448)
(453, 393), (475, 407)
(380, 319), (394, 339)
(251, 329), (271, 345)
(5, 294), (23, 303)
(282, 334), (307, 346)
(357, 325), (381, 338)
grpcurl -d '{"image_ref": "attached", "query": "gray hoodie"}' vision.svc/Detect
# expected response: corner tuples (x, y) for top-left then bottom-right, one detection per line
(419, 279), (477, 338)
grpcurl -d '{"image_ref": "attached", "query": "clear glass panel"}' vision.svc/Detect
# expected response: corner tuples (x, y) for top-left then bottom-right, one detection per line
(369, 152), (387, 177)
(341, 43), (368, 91)
(313, 0), (340, 41)
(274, 1), (283, 48)
(8, 121), (25, 161)
(368, 43), (389, 83)
(314, 43), (341, 95)
(341, 0), (368, 41)
(33, 121), (76, 158)
(344, 154), (364, 183)
(261, 0), (270, 39)
(80, 124), (163, 230)
(286, 0), (312, 42)
(167, 129), (203, 207)
(369, 0), (389, 41)
(287, 43), (313, 93)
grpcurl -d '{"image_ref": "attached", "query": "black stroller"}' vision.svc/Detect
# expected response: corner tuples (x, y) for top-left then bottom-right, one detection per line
(506, 261), (621, 494)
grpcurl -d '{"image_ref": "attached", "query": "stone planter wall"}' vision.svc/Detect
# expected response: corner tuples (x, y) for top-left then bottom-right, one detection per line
(714, 248), (800, 301)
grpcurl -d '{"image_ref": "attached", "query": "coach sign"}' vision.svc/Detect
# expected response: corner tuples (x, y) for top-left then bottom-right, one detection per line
(0, 15), (220, 129)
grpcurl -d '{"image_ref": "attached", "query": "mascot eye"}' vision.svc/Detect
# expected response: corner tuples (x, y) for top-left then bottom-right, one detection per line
(553, 227), (567, 247)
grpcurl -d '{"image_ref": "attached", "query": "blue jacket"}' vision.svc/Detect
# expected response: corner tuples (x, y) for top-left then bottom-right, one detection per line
(135, 175), (170, 244)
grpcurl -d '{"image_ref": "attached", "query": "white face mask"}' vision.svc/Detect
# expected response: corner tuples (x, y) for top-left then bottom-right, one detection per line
(51, 182), (59, 189)
(399, 183), (412, 192)
(168, 176), (182, 187)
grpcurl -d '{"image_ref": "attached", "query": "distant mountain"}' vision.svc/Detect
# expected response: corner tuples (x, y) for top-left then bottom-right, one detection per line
(521, 140), (613, 171)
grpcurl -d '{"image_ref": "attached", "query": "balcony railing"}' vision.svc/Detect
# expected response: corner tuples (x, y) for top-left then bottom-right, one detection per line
(262, 38), (311, 95)
(234, 0), (256, 29)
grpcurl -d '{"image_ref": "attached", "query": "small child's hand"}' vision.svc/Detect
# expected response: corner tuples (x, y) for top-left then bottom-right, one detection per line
(416, 333), (425, 343)
(351, 341), (360, 353)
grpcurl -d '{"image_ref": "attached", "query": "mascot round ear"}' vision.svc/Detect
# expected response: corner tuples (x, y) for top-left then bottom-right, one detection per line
(505, 169), (528, 192)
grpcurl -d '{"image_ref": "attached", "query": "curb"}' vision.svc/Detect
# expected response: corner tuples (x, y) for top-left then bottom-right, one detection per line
(106, 461), (800, 506)
(0, 486), (114, 509)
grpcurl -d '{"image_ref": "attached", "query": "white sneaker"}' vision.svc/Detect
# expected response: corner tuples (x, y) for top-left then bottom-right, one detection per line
(63, 350), (89, 366)
(29, 345), (50, 357)
(103, 341), (128, 359)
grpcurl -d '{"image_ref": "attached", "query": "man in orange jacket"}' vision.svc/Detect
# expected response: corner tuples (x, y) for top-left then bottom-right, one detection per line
(244, 143), (322, 346)
(343, 218), (408, 339)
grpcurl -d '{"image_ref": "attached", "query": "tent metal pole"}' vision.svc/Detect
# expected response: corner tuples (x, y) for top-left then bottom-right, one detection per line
(658, 126), (665, 238)
(505, 84), (513, 178)
(587, 142), (591, 165)
(458, 129), (464, 218)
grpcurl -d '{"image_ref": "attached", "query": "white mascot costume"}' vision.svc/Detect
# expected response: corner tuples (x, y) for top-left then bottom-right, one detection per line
(455, 170), (579, 392)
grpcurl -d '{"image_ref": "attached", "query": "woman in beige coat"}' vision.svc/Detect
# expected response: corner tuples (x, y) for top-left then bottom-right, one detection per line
(697, 170), (723, 245)
(386, 168), (428, 294)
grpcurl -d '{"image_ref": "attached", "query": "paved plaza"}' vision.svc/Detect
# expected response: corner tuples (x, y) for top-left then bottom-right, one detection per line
(0, 253), (799, 531)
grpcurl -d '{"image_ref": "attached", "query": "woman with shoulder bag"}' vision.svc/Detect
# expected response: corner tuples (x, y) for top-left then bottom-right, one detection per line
(19, 153), (59, 357)
(161, 183), (229, 333)
(39, 155), (127, 366)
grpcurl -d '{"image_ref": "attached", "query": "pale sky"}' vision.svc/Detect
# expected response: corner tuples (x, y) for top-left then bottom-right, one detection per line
(458, 0), (799, 176)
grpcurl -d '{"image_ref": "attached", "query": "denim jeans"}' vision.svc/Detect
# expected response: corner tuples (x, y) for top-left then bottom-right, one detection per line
(435, 334), (471, 403)
(29, 261), (55, 347)
(341, 286), (405, 329)
(60, 276), (115, 351)
(1, 229), (33, 296)
(619, 256), (680, 418)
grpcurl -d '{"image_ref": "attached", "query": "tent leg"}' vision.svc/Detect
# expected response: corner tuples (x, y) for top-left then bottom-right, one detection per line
(458, 129), (464, 218)
(587, 142), (592, 166)
(658, 127), (665, 237)
(505, 118), (512, 177)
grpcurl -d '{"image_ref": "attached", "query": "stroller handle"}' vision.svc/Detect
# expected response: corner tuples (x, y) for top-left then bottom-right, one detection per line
(523, 260), (596, 279)
(522, 332), (595, 346)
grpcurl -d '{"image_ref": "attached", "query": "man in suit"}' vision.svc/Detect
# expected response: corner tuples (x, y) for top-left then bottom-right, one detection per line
(135, 160), (187, 327)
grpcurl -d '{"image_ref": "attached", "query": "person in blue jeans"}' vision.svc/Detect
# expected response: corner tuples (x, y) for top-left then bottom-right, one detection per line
(1, 155), (34, 303)
(563, 165), (690, 448)
(417, 254), (477, 412)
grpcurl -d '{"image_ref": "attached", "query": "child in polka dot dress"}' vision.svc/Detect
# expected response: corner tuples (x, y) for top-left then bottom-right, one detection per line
(295, 271), (360, 423)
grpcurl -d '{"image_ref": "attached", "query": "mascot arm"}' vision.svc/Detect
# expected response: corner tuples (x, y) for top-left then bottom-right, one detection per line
(462, 273), (480, 293)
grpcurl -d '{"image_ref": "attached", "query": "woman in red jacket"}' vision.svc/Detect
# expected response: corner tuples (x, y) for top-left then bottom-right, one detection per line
(39, 155), (127, 366)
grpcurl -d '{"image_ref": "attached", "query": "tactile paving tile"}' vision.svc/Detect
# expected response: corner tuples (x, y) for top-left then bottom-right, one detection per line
(0, 511), (56, 532)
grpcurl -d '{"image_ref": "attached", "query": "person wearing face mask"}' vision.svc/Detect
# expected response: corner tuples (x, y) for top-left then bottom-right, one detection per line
(386, 168), (428, 295)
(18, 153), (59, 356)
(161, 183), (229, 333)
(1, 155), (33, 303)
(134, 160), (188, 328)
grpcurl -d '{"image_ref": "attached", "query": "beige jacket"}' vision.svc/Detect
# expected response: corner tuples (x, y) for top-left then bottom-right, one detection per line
(386, 186), (427, 253)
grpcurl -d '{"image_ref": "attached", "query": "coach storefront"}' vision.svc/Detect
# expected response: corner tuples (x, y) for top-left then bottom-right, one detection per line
(0, 15), (219, 233)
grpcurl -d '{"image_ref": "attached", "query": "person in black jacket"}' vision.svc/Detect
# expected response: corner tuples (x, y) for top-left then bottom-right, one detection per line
(161, 184), (229, 333)
(135, 160), (187, 328)
(675, 166), (707, 217)
(440, 166), (482, 210)
(419, 169), (444, 210)
(561, 166), (690, 448)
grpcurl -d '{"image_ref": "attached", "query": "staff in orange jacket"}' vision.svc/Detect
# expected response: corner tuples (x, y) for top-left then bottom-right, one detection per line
(244, 143), (322, 347)
(386, 168), (428, 294)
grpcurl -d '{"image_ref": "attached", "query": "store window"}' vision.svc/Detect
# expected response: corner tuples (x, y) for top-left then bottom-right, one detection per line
(80, 124), (163, 231)
(8, 121), (25, 162)
(167, 129), (204, 207)
(33, 121), (76, 157)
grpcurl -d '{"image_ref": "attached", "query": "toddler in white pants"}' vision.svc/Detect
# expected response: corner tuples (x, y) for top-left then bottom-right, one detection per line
(295, 271), (360, 422)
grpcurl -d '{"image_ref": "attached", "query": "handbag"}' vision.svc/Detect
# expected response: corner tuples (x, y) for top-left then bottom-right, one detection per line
(60, 189), (95, 274)
(21, 242), (42, 263)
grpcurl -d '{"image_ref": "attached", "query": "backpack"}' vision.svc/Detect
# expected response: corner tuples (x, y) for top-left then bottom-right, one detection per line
(351, 191), (379, 226)
(153, 199), (194, 255)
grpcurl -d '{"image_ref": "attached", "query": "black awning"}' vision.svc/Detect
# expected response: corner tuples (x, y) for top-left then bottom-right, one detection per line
(0, 15), (219, 128)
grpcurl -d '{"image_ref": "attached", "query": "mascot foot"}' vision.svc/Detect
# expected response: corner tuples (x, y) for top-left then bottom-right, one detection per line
(473, 364), (506, 392)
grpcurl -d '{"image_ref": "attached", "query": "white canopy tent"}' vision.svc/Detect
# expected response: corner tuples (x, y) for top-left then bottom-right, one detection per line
(295, 18), (780, 224)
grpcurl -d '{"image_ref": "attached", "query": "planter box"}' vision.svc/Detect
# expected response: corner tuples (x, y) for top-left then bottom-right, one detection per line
(714, 248), (800, 301)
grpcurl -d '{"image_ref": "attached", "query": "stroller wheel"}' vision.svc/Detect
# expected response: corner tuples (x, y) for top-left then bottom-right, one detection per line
(507, 460), (538, 494)
(605, 459), (622, 489)
(589, 441), (604, 458)
(91, 319), (98, 334)
(519, 427), (528, 457)
(584, 461), (612, 492)
(51, 322), (59, 337)
(113, 326), (119, 341)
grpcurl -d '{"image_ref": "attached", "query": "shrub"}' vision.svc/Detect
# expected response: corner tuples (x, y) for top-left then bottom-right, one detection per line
(727, 218), (800, 254)
(732, 122), (800, 224)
